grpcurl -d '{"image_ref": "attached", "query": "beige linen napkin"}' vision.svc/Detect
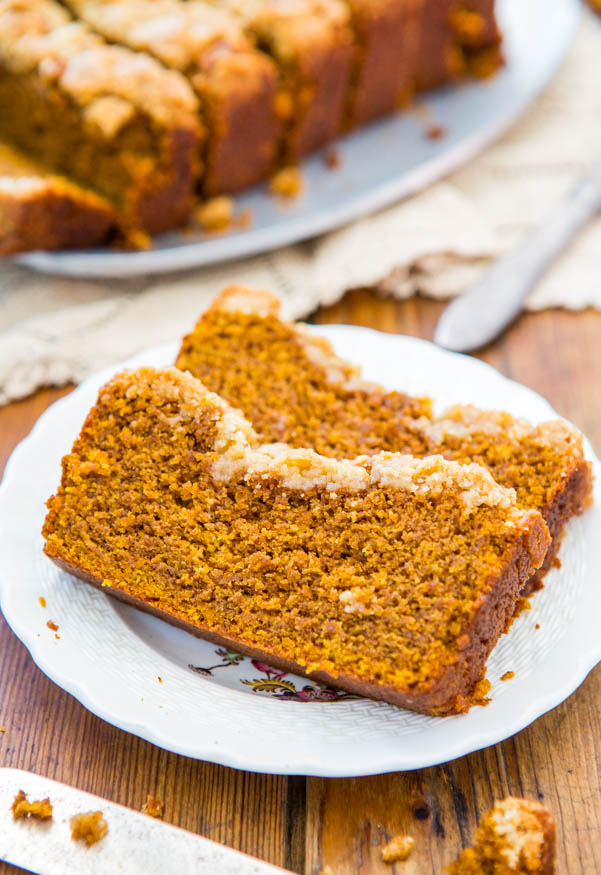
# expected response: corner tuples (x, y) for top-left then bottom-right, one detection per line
(1, 15), (601, 405)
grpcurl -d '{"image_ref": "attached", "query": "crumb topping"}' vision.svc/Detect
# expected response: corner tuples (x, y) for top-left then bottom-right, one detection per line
(0, 0), (199, 129)
(65, 0), (250, 70)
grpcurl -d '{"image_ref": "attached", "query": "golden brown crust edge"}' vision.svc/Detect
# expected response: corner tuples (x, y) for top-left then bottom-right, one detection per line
(0, 177), (116, 254)
(45, 510), (548, 717)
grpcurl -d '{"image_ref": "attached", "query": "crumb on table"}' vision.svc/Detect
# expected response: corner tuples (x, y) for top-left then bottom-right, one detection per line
(194, 196), (234, 232)
(12, 790), (53, 821)
(381, 834), (415, 863)
(500, 671), (515, 682)
(269, 166), (303, 198)
(142, 794), (164, 819)
(319, 867), (334, 875)
(46, 620), (58, 632)
(70, 810), (108, 846)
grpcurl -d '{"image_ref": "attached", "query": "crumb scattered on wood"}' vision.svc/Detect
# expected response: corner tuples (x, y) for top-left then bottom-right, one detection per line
(381, 834), (415, 863)
(46, 620), (58, 632)
(500, 671), (515, 682)
(0, 727), (5, 733)
(319, 867), (334, 875)
(12, 790), (53, 821)
(39, 596), (46, 608)
(142, 794), (164, 819)
(269, 166), (303, 198)
(70, 810), (108, 846)
(194, 196), (234, 232)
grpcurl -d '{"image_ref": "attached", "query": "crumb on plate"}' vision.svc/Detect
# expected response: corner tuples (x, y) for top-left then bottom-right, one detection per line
(501, 671), (515, 682)
(39, 596), (46, 608)
(194, 196), (234, 232)
(426, 123), (446, 141)
(269, 166), (303, 198)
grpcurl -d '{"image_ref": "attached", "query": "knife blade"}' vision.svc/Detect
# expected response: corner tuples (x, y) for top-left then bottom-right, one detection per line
(434, 168), (601, 352)
(0, 768), (292, 875)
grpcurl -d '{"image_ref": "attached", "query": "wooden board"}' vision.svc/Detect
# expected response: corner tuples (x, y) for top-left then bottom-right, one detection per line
(1, 294), (600, 874)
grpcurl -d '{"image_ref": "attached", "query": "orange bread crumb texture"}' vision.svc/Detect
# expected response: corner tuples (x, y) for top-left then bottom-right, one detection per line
(70, 810), (108, 846)
(43, 365), (550, 715)
(12, 790), (53, 821)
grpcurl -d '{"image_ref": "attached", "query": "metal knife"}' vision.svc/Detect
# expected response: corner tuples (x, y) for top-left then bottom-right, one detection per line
(434, 166), (601, 352)
(0, 768), (292, 875)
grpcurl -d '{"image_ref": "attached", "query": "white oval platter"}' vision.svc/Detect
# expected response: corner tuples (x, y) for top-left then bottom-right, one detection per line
(14, 0), (579, 278)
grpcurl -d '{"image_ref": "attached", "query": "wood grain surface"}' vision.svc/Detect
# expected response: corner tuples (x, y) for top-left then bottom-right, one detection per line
(1, 293), (600, 874)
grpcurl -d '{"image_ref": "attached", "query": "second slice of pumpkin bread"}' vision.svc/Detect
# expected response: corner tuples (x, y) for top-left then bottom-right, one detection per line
(176, 286), (592, 587)
(63, 0), (283, 195)
(43, 366), (549, 715)
(0, 0), (201, 234)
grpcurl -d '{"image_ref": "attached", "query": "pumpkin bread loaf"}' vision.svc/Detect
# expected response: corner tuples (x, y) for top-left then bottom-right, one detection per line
(446, 797), (556, 874)
(43, 366), (549, 715)
(0, 0), (201, 234)
(176, 286), (592, 588)
(63, 0), (282, 196)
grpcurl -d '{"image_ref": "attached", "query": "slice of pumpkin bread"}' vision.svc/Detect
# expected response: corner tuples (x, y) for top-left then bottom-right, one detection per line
(43, 366), (549, 715)
(446, 797), (556, 874)
(344, 0), (424, 125)
(63, 0), (282, 196)
(0, 0), (201, 234)
(210, 0), (355, 159)
(415, 0), (502, 91)
(175, 286), (592, 586)
(0, 142), (116, 254)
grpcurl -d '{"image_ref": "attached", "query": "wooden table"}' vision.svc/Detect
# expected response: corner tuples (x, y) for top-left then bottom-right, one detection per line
(1, 293), (600, 874)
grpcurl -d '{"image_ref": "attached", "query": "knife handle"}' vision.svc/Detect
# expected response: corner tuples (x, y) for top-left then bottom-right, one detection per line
(435, 172), (601, 352)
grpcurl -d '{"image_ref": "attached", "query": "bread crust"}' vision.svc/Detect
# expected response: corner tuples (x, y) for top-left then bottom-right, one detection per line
(0, 176), (115, 254)
(346, 0), (423, 125)
(415, 0), (501, 91)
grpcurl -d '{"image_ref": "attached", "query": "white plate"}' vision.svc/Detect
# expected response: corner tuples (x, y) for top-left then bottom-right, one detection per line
(14, 0), (579, 278)
(1, 327), (600, 776)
